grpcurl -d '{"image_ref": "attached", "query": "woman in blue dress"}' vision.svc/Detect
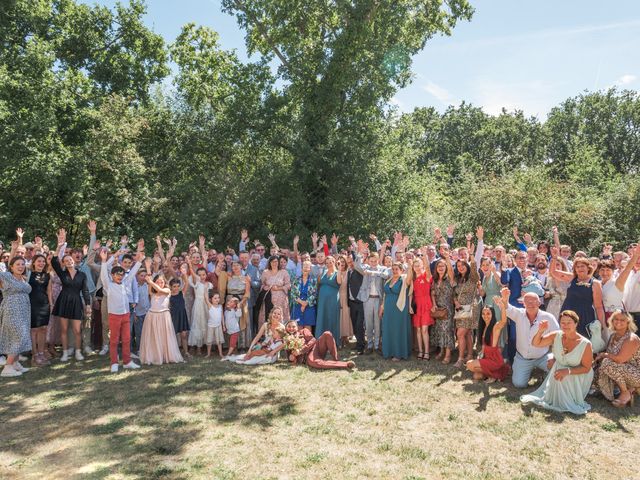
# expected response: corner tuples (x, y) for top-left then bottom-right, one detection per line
(549, 249), (605, 339)
(380, 262), (412, 361)
(291, 261), (317, 330)
(315, 256), (341, 341)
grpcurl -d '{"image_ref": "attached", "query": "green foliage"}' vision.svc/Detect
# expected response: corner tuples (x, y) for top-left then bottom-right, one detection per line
(0, 0), (639, 254)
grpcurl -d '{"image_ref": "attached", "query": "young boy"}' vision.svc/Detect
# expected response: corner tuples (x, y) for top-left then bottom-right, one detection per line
(222, 297), (241, 360)
(205, 292), (224, 358)
(99, 246), (144, 373)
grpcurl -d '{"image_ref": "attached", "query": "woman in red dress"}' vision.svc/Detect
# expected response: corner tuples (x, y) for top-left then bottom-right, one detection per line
(409, 258), (433, 360)
(466, 288), (510, 382)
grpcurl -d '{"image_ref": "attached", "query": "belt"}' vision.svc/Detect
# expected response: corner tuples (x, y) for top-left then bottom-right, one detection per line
(369, 295), (380, 299)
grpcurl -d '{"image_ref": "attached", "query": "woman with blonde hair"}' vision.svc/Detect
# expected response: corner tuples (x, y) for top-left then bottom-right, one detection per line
(593, 311), (640, 407)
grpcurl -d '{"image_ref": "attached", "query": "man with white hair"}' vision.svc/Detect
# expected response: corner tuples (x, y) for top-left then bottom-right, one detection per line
(504, 288), (560, 388)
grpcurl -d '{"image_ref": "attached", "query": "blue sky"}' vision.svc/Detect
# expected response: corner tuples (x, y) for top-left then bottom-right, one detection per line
(89, 0), (640, 119)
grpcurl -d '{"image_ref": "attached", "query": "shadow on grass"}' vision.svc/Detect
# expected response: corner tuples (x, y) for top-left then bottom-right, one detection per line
(0, 355), (299, 478)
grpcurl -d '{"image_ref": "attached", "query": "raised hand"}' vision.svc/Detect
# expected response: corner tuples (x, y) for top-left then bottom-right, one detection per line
(369, 233), (377, 241)
(311, 232), (318, 244)
(98, 248), (108, 263)
(551, 225), (558, 235)
(523, 233), (533, 244)
(87, 220), (97, 234)
(331, 233), (338, 245)
(293, 235), (299, 245)
(199, 234), (206, 246)
(476, 226), (484, 240)
(321, 234), (328, 245)
(268, 233), (276, 244)
(550, 246), (559, 258)
(144, 257), (152, 272)
(57, 228), (66, 246)
(348, 235), (356, 244)
(465, 232), (473, 242)
(402, 235), (410, 248)
(538, 319), (549, 333)
(16, 227), (24, 239)
(163, 238), (172, 246)
(106, 239), (113, 249)
(434, 227), (442, 239)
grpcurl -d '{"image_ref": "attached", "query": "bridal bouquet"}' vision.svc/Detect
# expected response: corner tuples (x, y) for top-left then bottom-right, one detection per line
(283, 334), (305, 355)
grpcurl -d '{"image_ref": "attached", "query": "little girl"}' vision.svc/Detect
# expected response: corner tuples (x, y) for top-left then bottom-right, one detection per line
(205, 292), (224, 358)
(187, 258), (212, 354)
(222, 297), (241, 359)
(169, 278), (190, 358)
(139, 259), (184, 365)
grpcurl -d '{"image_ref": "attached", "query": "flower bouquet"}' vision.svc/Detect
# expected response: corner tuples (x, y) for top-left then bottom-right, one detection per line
(283, 334), (305, 355)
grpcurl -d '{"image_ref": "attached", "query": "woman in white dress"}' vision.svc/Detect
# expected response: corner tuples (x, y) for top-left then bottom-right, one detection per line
(600, 245), (639, 322)
(545, 256), (569, 320)
(186, 257), (212, 353)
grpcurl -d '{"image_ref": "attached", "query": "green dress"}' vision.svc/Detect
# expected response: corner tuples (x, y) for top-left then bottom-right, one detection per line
(521, 332), (593, 415)
(315, 271), (340, 341)
(381, 279), (411, 359)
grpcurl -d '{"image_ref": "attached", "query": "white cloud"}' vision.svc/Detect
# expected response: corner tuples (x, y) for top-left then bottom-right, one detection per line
(471, 79), (558, 118)
(617, 74), (637, 85)
(422, 81), (457, 106)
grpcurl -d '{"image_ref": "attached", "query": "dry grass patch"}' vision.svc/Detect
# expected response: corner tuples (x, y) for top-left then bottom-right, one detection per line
(0, 350), (638, 479)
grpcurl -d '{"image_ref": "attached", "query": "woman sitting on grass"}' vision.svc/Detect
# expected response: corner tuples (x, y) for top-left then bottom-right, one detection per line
(227, 307), (286, 365)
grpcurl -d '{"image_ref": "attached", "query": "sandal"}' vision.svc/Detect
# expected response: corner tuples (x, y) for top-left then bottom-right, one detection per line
(454, 359), (464, 368)
(442, 356), (451, 365)
(417, 352), (424, 360)
(423, 352), (430, 360)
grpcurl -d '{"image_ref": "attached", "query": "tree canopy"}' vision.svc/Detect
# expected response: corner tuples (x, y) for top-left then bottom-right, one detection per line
(1, 0), (638, 253)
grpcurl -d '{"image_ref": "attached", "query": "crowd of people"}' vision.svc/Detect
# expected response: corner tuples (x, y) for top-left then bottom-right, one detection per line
(1, 221), (639, 414)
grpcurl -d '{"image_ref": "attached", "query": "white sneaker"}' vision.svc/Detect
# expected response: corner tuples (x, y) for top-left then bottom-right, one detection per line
(123, 361), (140, 370)
(75, 350), (84, 361)
(110, 363), (119, 373)
(98, 346), (109, 356)
(18, 354), (28, 362)
(0, 355), (6, 366)
(220, 356), (229, 362)
(60, 351), (70, 362)
(130, 353), (140, 360)
(83, 346), (94, 356)
(66, 348), (74, 356)
(14, 361), (29, 373)
(1, 365), (22, 377)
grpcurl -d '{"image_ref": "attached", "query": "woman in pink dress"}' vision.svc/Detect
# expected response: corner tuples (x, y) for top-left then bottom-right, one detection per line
(139, 259), (184, 366)
(257, 256), (291, 328)
(409, 258), (433, 360)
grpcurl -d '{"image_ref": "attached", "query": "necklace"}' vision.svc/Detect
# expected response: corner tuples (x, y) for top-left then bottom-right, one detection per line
(562, 335), (577, 355)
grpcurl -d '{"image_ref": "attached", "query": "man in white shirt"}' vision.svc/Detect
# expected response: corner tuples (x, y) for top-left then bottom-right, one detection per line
(99, 247), (144, 373)
(505, 289), (560, 388)
(623, 252), (640, 325)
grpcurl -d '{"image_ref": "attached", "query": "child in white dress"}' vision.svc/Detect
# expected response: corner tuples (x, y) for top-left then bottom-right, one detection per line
(205, 292), (224, 358)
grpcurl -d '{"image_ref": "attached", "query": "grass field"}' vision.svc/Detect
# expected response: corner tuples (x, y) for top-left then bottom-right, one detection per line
(1, 349), (638, 480)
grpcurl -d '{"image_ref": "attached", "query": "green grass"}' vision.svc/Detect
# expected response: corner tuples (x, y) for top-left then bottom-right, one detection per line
(0, 350), (638, 479)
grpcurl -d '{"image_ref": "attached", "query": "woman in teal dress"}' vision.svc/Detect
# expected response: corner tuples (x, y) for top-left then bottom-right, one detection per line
(521, 310), (594, 415)
(315, 256), (341, 341)
(380, 262), (412, 361)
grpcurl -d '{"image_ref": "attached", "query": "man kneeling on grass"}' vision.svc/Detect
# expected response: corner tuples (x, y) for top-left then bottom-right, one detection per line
(100, 245), (144, 373)
(284, 320), (355, 370)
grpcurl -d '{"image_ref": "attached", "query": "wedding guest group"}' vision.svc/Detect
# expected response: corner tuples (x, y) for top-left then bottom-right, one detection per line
(1, 221), (639, 415)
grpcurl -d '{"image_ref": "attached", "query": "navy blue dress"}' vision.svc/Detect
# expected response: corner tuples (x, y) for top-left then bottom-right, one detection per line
(561, 278), (596, 338)
(170, 292), (190, 334)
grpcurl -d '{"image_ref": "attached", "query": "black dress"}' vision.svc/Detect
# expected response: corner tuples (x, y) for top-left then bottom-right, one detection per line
(170, 292), (190, 334)
(51, 256), (90, 320)
(29, 271), (50, 328)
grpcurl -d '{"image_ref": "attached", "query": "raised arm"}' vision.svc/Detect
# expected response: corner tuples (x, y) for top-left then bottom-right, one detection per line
(474, 226), (485, 265)
(531, 319), (557, 348)
(615, 244), (640, 291)
(549, 247), (574, 283)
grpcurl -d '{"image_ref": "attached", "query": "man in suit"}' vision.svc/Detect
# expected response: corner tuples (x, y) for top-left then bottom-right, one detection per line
(351, 241), (390, 354)
(346, 253), (365, 355)
(501, 250), (528, 364)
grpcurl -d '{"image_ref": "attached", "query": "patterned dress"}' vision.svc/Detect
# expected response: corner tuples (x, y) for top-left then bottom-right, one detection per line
(46, 271), (63, 344)
(0, 272), (32, 355)
(338, 271), (352, 337)
(595, 332), (640, 401)
(454, 267), (480, 330)
(432, 279), (455, 349)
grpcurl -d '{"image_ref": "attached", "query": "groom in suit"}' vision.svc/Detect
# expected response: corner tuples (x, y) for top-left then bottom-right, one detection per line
(346, 252), (366, 355)
(501, 250), (528, 364)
